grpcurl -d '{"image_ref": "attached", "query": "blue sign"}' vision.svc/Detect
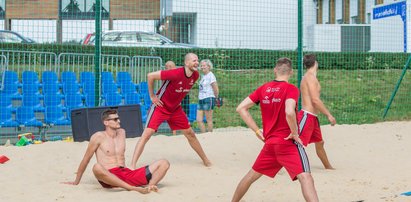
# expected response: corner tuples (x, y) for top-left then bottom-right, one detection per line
(373, 1), (406, 20)
(373, 1), (407, 52)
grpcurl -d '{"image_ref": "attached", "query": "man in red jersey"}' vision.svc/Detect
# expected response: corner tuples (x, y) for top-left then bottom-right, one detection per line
(131, 53), (211, 168)
(231, 58), (319, 202)
(299, 54), (336, 170)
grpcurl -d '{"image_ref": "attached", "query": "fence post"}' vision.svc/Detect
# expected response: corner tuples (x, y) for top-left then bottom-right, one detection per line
(94, 0), (102, 106)
(383, 54), (411, 119)
(297, 0), (303, 110)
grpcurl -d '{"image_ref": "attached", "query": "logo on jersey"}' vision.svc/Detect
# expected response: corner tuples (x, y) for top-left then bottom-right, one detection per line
(262, 96), (270, 104)
(178, 81), (183, 85)
(272, 98), (281, 103)
(189, 79), (194, 85)
(266, 87), (280, 92)
(176, 87), (183, 93)
(175, 87), (190, 93)
(262, 96), (281, 104)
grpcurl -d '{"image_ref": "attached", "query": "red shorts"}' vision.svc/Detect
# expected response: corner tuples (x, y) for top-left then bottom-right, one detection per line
(298, 110), (323, 146)
(145, 105), (190, 131)
(98, 166), (150, 188)
(252, 143), (311, 181)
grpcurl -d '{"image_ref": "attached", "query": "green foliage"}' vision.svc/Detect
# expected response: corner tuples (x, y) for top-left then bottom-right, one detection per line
(2, 43), (408, 70)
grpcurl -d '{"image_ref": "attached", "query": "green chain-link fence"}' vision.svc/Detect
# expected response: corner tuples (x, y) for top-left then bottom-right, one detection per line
(0, 0), (410, 143)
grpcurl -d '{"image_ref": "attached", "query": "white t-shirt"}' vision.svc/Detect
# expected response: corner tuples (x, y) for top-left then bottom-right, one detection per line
(198, 72), (217, 100)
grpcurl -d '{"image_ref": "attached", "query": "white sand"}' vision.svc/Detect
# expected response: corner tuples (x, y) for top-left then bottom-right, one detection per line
(1, 121), (410, 202)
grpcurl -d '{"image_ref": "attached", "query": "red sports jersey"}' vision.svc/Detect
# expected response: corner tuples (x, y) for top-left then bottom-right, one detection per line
(158, 67), (199, 113)
(249, 80), (299, 145)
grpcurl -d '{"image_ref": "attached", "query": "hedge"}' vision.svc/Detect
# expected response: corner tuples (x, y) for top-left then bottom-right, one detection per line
(0, 43), (408, 70)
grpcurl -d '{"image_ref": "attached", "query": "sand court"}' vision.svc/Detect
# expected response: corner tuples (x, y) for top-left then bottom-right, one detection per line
(0, 121), (410, 202)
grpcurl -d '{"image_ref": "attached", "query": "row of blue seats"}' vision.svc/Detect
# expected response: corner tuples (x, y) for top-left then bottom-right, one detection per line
(0, 104), (149, 128)
(2, 70), (95, 97)
(1, 91), (150, 112)
(2, 70), (135, 86)
(0, 101), (198, 128)
(1, 70), (150, 108)
(0, 105), (71, 127)
(0, 104), (198, 128)
(1, 71), (145, 98)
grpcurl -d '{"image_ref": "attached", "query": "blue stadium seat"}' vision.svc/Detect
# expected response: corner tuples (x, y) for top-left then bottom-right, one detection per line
(65, 93), (84, 109)
(82, 81), (95, 96)
(104, 93), (123, 106)
(124, 92), (141, 105)
(42, 71), (61, 95)
(61, 71), (80, 94)
(1, 71), (21, 99)
(0, 93), (14, 110)
(22, 71), (41, 86)
(42, 71), (60, 84)
(22, 71), (41, 96)
(140, 105), (147, 123)
(1, 80), (21, 99)
(61, 71), (78, 84)
(3, 70), (20, 86)
(80, 71), (94, 84)
(44, 106), (71, 125)
(65, 93), (85, 121)
(22, 93), (44, 112)
(44, 93), (63, 107)
(188, 103), (197, 122)
(117, 71), (133, 84)
(101, 71), (115, 84)
(120, 81), (137, 96)
(142, 92), (152, 110)
(62, 82), (80, 95)
(139, 81), (148, 94)
(22, 82), (41, 96)
(42, 81), (61, 95)
(84, 93), (96, 107)
(0, 107), (19, 127)
(102, 82), (118, 95)
(16, 106), (43, 127)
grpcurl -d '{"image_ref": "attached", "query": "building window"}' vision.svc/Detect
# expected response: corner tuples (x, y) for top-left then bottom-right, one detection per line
(351, 16), (360, 24)
(375, 0), (384, 5)
(367, 13), (371, 24)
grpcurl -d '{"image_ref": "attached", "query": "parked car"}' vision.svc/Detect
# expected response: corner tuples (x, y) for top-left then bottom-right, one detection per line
(80, 33), (95, 45)
(0, 30), (36, 44)
(85, 30), (197, 48)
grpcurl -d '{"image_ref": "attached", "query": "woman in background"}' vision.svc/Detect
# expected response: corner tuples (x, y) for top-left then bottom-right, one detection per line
(197, 59), (219, 133)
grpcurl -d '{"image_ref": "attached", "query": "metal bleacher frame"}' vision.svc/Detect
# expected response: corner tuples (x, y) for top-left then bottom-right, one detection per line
(0, 55), (7, 91)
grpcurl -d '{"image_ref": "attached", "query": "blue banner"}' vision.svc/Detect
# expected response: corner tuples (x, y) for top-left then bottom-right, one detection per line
(373, 1), (406, 21)
(373, 1), (407, 52)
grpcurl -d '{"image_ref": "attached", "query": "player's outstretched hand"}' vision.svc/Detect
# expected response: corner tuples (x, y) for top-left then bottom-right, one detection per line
(328, 115), (336, 126)
(61, 181), (78, 185)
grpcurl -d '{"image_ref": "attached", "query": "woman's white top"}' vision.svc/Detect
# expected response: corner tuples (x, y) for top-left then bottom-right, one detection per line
(198, 72), (217, 100)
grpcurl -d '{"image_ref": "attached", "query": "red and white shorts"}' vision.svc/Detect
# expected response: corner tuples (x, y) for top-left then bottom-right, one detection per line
(298, 110), (323, 146)
(252, 143), (311, 181)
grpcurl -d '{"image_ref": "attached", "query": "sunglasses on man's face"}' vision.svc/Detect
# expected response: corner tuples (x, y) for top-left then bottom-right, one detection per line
(106, 117), (120, 122)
